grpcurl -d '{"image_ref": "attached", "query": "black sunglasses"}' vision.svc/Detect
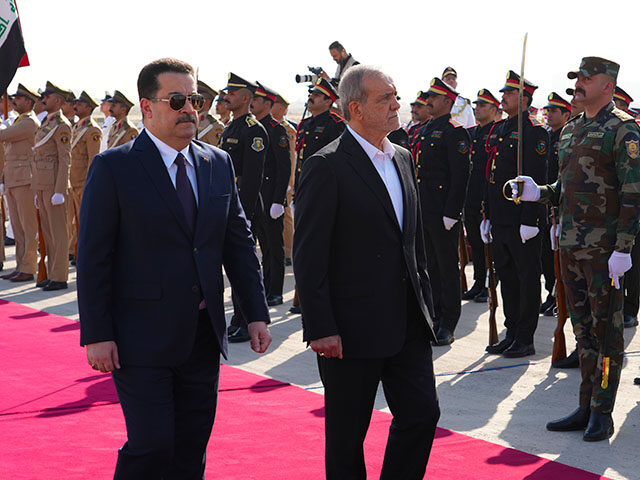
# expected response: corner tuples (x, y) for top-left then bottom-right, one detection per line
(149, 93), (205, 111)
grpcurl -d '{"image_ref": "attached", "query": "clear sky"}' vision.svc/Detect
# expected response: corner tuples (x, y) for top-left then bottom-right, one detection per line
(8, 0), (640, 118)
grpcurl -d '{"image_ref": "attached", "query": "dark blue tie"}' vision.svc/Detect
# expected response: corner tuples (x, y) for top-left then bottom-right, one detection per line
(175, 152), (197, 232)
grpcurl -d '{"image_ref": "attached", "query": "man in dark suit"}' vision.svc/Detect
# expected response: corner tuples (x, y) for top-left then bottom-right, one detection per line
(294, 65), (440, 479)
(77, 58), (272, 479)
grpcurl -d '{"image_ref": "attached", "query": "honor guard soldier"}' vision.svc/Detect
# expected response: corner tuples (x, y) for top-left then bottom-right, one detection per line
(99, 93), (115, 153)
(516, 57), (640, 440)
(61, 89), (77, 125)
(414, 77), (471, 345)
(482, 71), (548, 357)
(0, 85), (40, 282)
(216, 92), (232, 125)
(219, 73), (269, 342)
(613, 86), (633, 113)
(250, 82), (291, 307)
(68, 91), (101, 263)
(196, 80), (225, 146)
(107, 90), (138, 148)
(387, 126), (409, 148)
(32, 81), (73, 291)
(408, 91), (430, 148)
(539, 92), (572, 316)
(462, 89), (501, 302)
(442, 67), (475, 128)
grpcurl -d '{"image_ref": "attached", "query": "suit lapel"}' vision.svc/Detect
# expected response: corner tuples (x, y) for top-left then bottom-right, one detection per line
(192, 143), (211, 242)
(134, 130), (192, 239)
(342, 130), (401, 232)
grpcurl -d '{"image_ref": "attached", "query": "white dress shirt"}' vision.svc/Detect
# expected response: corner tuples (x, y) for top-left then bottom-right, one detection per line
(347, 125), (403, 230)
(145, 129), (199, 205)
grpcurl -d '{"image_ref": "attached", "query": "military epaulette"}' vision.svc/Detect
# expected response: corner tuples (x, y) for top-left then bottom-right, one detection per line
(527, 115), (543, 127)
(612, 107), (635, 123)
(55, 113), (71, 127)
(448, 117), (463, 128)
(329, 112), (344, 123)
(269, 117), (280, 127)
(245, 115), (257, 127)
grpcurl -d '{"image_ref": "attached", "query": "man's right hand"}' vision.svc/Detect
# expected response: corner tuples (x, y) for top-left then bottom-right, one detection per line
(86, 341), (120, 373)
(510, 175), (541, 202)
(310, 335), (343, 359)
(480, 219), (491, 244)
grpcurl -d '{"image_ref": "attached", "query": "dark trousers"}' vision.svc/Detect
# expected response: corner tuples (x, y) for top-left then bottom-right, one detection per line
(112, 309), (220, 480)
(422, 215), (461, 331)
(624, 232), (640, 317)
(491, 225), (541, 345)
(317, 289), (440, 480)
(540, 223), (555, 298)
(463, 208), (486, 286)
(253, 210), (285, 297)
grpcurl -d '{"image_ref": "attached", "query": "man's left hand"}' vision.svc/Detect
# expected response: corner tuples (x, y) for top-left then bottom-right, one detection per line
(443, 216), (457, 231)
(608, 251), (632, 289)
(248, 321), (272, 353)
(270, 203), (285, 219)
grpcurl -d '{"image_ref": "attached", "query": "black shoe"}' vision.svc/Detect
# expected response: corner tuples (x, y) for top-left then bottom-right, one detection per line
(552, 349), (579, 369)
(634, 377), (640, 385)
(624, 315), (638, 328)
(473, 288), (489, 303)
(4, 236), (15, 246)
(540, 296), (555, 314)
(543, 300), (557, 317)
(71, 259), (76, 266)
(227, 324), (239, 336)
(285, 257), (292, 267)
(35, 279), (50, 288)
(546, 407), (590, 431)
(228, 326), (250, 343)
(69, 253), (75, 262)
(0, 261), (3, 271)
(461, 283), (483, 300)
(583, 411), (614, 442)
(433, 327), (454, 346)
(502, 340), (535, 358)
(289, 305), (301, 314)
(267, 295), (283, 306)
(42, 281), (68, 291)
(486, 337), (514, 354)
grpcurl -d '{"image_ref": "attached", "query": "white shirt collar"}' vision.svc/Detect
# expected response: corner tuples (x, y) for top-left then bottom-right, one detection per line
(347, 125), (396, 161)
(145, 128), (192, 169)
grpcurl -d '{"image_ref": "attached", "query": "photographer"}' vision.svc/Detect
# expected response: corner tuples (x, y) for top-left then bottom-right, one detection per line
(320, 41), (359, 87)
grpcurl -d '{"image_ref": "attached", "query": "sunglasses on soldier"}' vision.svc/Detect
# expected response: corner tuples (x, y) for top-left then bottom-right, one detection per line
(149, 93), (205, 111)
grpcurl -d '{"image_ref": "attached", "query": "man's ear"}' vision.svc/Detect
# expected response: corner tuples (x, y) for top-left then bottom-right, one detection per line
(349, 101), (362, 121)
(140, 98), (153, 119)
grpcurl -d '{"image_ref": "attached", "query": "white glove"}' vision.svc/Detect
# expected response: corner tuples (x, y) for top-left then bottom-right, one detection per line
(510, 175), (541, 202)
(480, 219), (491, 244)
(443, 216), (457, 231)
(550, 223), (559, 250)
(0, 184), (5, 195)
(608, 251), (632, 289)
(270, 203), (285, 220)
(519, 225), (539, 243)
(51, 193), (65, 205)
(34, 194), (39, 209)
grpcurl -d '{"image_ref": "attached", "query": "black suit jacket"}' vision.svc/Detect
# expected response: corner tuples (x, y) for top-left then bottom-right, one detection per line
(293, 130), (436, 359)
(77, 130), (269, 365)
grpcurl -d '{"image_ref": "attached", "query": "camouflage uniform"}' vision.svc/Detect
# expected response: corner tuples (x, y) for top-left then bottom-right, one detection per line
(540, 101), (640, 412)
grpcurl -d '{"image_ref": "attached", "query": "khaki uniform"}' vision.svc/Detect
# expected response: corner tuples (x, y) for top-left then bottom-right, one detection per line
(0, 144), (5, 263)
(281, 118), (297, 259)
(197, 113), (224, 146)
(31, 110), (72, 282)
(107, 117), (138, 148)
(0, 112), (39, 273)
(68, 116), (101, 255)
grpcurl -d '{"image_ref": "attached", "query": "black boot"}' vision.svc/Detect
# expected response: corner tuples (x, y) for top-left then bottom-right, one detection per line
(540, 295), (555, 314)
(473, 288), (489, 303)
(486, 336), (514, 354)
(583, 411), (614, 442)
(433, 327), (454, 346)
(552, 349), (579, 369)
(462, 282), (483, 300)
(546, 407), (590, 431)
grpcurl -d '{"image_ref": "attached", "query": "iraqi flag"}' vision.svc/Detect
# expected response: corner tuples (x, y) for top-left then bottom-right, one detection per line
(0, 0), (29, 94)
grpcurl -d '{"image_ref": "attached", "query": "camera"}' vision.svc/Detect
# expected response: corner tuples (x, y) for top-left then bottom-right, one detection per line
(295, 66), (325, 84)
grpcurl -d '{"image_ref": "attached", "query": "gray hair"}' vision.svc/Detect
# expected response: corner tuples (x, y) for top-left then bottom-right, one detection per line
(338, 65), (394, 121)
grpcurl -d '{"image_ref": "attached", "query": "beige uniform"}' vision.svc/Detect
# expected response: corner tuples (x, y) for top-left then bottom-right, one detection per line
(281, 118), (297, 259)
(68, 116), (101, 255)
(0, 144), (5, 263)
(197, 113), (224, 146)
(107, 117), (138, 148)
(0, 111), (39, 273)
(31, 110), (72, 282)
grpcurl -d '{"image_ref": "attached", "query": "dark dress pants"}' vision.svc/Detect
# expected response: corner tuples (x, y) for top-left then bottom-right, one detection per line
(253, 209), (285, 298)
(540, 222), (556, 298)
(422, 215), (461, 332)
(624, 232), (640, 317)
(317, 289), (440, 480)
(112, 309), (221, 480)
(463, 208), (486, 287)
(491, 225), (541, 345)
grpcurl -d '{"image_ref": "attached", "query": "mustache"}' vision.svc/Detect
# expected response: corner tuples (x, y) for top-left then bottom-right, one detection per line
(176, 114), (196, 124)
(574, 87), (586, 96)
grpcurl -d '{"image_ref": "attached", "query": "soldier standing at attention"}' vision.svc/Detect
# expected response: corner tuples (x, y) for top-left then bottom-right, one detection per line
(515, 57), (640, 441)
(482, 71), (548, 358)
(0, 85), (40, 282)
(32, 82), (72, 291)
(413, 77), (471, 345)
(461, 89), (501, 302)
(61, 90), (77, 125)
(613, 86), (633, 114)
(196, 80), (225, 146)
(442, 67), (475, 128)
(99, 93), (115, 153)
(68, 91), (101, 264)
(219, 73), (268, 342)
(107, 90), (138, 149)
(216, 92), (232, 126)
(408, 91), (430, 148)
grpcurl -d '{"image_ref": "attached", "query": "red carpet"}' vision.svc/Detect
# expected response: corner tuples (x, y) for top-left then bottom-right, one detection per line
(0, 299), (612, 479)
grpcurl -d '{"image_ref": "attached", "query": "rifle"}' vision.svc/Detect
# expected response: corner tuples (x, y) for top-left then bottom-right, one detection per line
(482, 204), (499, 345)
(36, 209), (48, 283)
(551, 211), (568, 362)
(459, 223), (469, 293)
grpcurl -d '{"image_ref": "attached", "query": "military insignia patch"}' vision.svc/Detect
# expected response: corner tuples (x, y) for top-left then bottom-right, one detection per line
(626, 140), (639, 159)
(252, 137), (265, 152)
(245, 116), (257, 127)
(92, 134), (100, 142)
(226, 138), (239, 144)
(509, 132), (518, 139)
(314, 126), (325, 133)
(60, 136), (69, 144)
(535, 140), (547, 155)
(131, 135), (137, 140)
(457, 141), (469, 154)
(431, 131), (442, 139)
(278, 135), (289, 148)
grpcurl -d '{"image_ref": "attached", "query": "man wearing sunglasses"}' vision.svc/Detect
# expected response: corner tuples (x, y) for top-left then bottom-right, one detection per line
(78, 57), (272, 478)
(107, 90), (139, 149)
